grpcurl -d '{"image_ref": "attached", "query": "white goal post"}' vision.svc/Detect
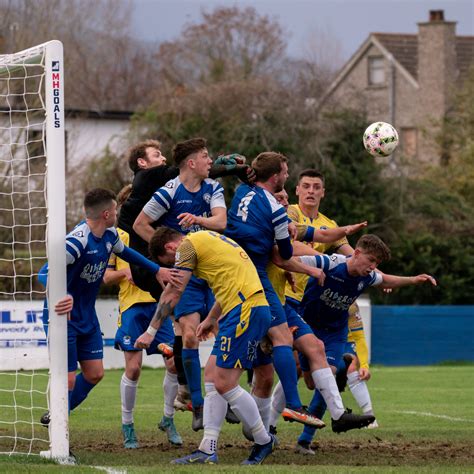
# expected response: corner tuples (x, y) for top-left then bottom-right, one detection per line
(0, 40), (68, 460)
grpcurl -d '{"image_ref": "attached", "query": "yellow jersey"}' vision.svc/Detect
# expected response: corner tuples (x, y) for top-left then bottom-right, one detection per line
(285, 204), (348, 302)
(347, 303), (369, 369)
(108, 229), (155, 315)
(175, 231), (267, 316)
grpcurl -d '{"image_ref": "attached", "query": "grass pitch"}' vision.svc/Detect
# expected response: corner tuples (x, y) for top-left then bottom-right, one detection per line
(1, 365), (473, 472)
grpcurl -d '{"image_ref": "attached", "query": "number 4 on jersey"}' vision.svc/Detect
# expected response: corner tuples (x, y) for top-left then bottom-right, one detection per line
(236, 191), (256, 222)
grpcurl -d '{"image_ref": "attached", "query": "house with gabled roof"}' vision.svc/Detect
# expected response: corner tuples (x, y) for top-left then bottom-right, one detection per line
(319, 10), (474, 164)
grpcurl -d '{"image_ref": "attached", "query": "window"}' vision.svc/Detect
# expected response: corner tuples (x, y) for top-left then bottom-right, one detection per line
(368, 57), (385, 85)
(401, 128), (417, 159)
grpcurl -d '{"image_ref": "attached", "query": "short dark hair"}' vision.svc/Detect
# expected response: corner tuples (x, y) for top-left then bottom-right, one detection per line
(173, 137), (207, 168)
(83, 188), (116, 218)
(356, 234), (391, 262)
(127, 139), (161, 173)
(298, 169), (324, 184)
(251, 152), (288, 182)
(149, 226), (182, 259)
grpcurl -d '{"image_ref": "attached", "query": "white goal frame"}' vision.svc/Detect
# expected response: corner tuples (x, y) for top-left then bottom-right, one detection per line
(0, 40), (68, 460)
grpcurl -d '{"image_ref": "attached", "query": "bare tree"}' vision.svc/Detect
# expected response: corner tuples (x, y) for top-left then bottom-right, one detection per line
(155, 6), (287, 87)
(0, 0), (160, 111)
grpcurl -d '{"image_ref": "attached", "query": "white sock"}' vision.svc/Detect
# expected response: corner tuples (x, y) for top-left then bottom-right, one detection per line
(269, 381), (286, 428)
(252, 394), (272, 431)
(163, 371), (178, 418)
(121, 373), (138, 425)
(221, 386), (271, 446)
(348, 372), (373, 415)
(312, 368), (345, 420)
(199, 382), (227, 454)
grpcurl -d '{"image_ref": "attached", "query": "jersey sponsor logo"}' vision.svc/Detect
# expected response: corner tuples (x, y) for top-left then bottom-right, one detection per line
(330, 255), (338, 262)
(80, 261), (107, 283)
(165, 181), (175, 189)
(177, 199), (192, 204)
(203, 193), (211, 204)
(320, 288), (356, 311)
(86, 250), (98, 254)
(72, 230), (84, 238)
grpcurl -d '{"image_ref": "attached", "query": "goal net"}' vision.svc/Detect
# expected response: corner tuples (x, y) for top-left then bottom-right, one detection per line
(0, 41), (68, 460)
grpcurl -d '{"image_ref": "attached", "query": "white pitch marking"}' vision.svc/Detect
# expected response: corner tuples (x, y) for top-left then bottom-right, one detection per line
(395, 410), (474, 423)
(93, 466), (127, 474)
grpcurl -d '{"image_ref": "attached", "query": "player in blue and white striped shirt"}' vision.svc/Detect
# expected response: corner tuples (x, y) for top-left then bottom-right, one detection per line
(40, 188), (177, 422)
(133, 138), (227, 430)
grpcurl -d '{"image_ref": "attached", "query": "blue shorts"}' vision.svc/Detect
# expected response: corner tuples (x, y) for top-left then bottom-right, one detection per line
(285, 296), (301, 314)
(174, 275), (215, 320)
(259, 272), (287, 328)
(343, 341), (357, 357)
(211, 292), (271, 370)
(115, 303), (175, 355)
(299, 327), (347, 373)
(284, 304), (313, 340)
(67, 325), (103, 372)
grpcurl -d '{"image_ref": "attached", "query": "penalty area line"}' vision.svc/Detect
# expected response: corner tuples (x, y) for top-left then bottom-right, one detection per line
(93, 466), (127, 474)
(395, 410), (474, 423)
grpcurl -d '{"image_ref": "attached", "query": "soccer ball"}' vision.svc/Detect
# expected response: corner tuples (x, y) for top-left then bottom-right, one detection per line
(363, 122), (399, 157)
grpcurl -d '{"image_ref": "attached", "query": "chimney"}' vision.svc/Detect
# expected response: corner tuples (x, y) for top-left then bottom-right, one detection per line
(417, 10), (458, 162)
(429, 10), (445, 22)
(418, 10), (457, 114)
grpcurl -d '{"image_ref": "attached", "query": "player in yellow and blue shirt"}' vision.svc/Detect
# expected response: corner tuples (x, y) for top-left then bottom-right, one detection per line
(134, 228), (276, 465)
(104, 228), (181, 448)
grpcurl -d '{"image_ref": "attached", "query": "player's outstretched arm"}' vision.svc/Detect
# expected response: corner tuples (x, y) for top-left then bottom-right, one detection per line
(211, 154), (256, 183)
(272, 247), (326, 286)
(379, 273), (437, 289)
(312, 221), (368, 243)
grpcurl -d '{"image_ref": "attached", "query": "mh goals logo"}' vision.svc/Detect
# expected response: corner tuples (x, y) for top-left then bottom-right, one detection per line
(51, 61), (61, 128)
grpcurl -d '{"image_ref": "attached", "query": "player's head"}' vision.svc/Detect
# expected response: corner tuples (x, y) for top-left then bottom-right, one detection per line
(149, 226), (184, 265)
(84, 188), (117, 227)
(127, 139), (166, 173)
(296, 169), (325, 209)
(173, 137), (211, 179)
(352, 234), (391, 275)
(252, 152), (288, 192)
(274, 188), (289, 210)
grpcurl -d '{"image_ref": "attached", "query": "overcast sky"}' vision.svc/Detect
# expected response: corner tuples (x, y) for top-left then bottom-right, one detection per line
(131, 0), (473, 61)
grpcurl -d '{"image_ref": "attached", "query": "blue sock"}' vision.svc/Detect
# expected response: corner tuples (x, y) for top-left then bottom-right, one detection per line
(298, 390), (327, 444)
(272, 345), (302, 410)
(68, 390), (73, 413)
(69, 373), (96, 411)
(182, 348), (204, 408)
